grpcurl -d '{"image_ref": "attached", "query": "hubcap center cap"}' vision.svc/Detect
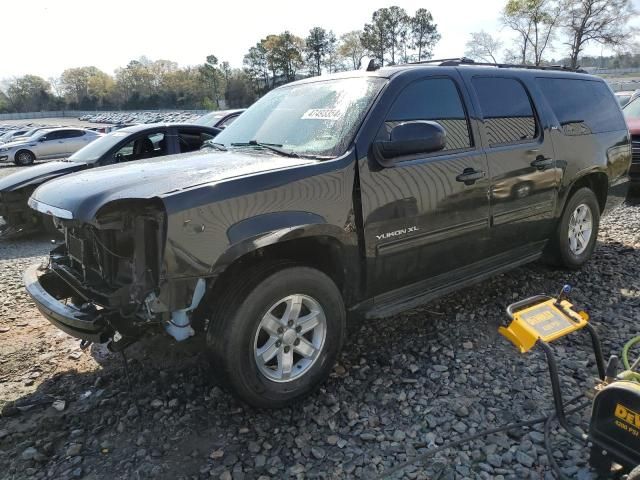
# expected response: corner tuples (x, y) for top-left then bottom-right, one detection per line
(282, 329), (297, 345)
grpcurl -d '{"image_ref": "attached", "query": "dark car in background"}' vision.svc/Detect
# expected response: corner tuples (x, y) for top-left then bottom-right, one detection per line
(0, 123), (220, 237)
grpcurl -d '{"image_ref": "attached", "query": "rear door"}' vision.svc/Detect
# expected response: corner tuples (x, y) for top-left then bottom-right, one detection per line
(359, 74), (491, 296)
(63, 130), (90, 154)
(464, 74), (558, 255)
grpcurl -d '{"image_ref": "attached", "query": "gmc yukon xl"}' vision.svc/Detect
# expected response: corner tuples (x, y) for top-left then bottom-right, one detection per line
(24, 61), (631, 407)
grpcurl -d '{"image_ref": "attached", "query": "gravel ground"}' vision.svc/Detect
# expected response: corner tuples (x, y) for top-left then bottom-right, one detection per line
(0, 163), (639, 479)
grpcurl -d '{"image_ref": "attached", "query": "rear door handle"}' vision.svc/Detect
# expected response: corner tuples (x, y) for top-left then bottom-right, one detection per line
(531, 155), (553, 170)
(456, 168), (485, 186)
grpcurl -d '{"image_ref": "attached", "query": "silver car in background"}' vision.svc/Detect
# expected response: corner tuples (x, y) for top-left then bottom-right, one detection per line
(0, 128), (101, 165)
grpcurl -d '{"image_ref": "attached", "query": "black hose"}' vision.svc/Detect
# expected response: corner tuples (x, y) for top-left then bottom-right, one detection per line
(379, 394), (588, 479)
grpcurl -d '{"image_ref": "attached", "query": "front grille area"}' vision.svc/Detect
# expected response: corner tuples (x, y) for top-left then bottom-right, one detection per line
(64, 225), (136, 291)
(632, 135), (640, 164)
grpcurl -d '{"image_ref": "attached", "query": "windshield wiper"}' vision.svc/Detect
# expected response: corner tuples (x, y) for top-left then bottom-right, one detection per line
(230, 140), (300, 158)
(202, 141), (227, 151)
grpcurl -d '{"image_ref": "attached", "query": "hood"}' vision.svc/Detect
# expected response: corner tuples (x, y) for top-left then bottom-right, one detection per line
(30, 150), (314, 222)
(0, 161), (86, 192)
(0, 139), (36, 150)
(625, 117), (640, 135)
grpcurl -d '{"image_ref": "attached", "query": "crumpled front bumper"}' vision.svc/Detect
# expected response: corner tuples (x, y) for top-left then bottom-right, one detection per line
(23, 263), (113, 343)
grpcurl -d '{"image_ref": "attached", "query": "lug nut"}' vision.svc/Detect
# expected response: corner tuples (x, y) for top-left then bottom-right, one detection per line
(277, 327), (284, 334)
(276, 340), (282, 347)
(287, 320), (294, 327)
(294, 339), (300, 346)
(295, 326), (302, 332)
(284, 346), (290, 353)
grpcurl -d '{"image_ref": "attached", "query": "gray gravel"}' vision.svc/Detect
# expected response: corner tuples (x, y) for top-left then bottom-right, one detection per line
(0, 181), (639, 479)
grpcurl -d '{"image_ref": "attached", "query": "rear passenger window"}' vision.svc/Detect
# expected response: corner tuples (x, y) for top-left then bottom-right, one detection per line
(537, 78), (626, 135)
(382, 77), (472, 151)
(472, 77), (538, 146)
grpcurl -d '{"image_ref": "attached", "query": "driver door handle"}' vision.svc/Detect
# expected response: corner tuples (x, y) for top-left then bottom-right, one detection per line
(456, 167), (485, 186)
(530, 155), (553, 170)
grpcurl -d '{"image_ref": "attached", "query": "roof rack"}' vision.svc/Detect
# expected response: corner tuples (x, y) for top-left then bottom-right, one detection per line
(403, 57), (587, 73)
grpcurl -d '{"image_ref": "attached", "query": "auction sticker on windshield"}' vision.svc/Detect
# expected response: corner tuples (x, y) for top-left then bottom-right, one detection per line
(301, 109), (343, 120)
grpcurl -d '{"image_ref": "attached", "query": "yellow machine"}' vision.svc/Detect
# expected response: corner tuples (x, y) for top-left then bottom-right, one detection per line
(500, 285), (640, 478)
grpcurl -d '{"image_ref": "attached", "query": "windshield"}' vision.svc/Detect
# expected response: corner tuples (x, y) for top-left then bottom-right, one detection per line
(194, 111), (224, 126)
(67, 130), (130, 162)
(623, 97), (640, 119)
(214, 77), (386, 158)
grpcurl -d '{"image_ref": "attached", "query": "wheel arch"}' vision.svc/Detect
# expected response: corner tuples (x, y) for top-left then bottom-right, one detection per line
(207, 224), (361, 309)
(559, 170), (608, 216)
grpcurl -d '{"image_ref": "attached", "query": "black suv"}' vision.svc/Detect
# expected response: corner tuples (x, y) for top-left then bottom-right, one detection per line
(24, 61), (630, 407)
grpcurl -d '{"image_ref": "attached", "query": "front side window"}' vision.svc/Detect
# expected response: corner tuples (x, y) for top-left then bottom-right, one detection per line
(539, 78), (626, 135)
(214, 77), (386, 158)
(473, 77), (538, 146)
(178, 129), (215, 153)
(380, 77), (472, 151)
(112, 132), (167, 162)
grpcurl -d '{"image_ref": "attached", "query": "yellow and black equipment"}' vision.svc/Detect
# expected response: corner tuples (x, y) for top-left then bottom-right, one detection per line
(501, 285), (640, 478)
(380, 285), (640, 480)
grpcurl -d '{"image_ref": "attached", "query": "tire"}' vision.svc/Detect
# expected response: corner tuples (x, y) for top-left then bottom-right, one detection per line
(627, 465), (640, 480)
(206, 263), (345, 408)
(550, 187), (600, 269)
(14, 150), (35, 166)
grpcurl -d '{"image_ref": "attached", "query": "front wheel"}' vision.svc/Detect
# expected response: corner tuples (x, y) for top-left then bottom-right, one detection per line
(206, 264), (345, 408)
(14, 150), (35, 166)
(550, 187), (600, 269)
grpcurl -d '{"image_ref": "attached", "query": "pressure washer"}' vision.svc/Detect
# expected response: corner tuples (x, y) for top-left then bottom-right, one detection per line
(381, 285), (640, 479)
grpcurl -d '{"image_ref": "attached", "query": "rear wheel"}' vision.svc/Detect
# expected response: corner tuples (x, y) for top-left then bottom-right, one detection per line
(14, 150), (35, 166)
(206, 263), (345, 408)
(550, 187), (600, 269)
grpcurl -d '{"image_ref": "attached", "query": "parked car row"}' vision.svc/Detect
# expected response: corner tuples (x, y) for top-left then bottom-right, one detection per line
(9, 61), (631, 407)
(0, 128), (103, 166)
(80, 110), (204, 125)
(0, 123), (221, 237)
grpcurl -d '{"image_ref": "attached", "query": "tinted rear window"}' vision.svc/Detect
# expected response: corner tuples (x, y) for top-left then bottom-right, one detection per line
(537, 78), (626, 135)
(472, 77), (538, 146)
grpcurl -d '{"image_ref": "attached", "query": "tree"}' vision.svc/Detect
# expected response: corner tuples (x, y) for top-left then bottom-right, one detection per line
(200, 54), (222, 108)
(563, 0), (637, 68)
(5, 75), (53, 112)
(361, 8), (390, 66)
(305, 27), (330, 76)
(270, 32), (305, 83)
(225, 70), (256, 108)
(465, 31), (503, 63)
(410, 8), (440, 62)
(384, 6), (410, 65)
(243, 42), (270, 93)
(502, 0), (561, 66)
(323, 31), (339, 73)
(338, 31), (366, 70)
(0, 90), (9, 113)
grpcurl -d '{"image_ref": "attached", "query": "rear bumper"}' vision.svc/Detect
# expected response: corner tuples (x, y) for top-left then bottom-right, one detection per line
(23, 263), (112, 343)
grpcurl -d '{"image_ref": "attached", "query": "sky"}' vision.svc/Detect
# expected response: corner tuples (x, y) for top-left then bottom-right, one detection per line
(1, 0), (639, 80)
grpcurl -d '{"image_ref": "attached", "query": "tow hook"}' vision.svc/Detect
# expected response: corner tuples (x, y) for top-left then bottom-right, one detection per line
(79, 339), (92, 350)
(107, 335), (138, 353)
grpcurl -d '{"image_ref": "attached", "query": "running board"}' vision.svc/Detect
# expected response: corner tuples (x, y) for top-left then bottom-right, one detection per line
(365, 251), (542, 319)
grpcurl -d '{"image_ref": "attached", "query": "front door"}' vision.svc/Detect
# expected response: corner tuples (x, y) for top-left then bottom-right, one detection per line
(359, 75), (491, 297)
(465, 74), (559, 254)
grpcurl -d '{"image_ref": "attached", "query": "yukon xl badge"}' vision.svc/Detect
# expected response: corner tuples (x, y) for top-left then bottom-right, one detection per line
(376, 226), (419, 241)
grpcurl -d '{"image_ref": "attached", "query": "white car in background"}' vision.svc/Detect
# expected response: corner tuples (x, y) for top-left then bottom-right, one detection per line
(0, 128), (101, 166)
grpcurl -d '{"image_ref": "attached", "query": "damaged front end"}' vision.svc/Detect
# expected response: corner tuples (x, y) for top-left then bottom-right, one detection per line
(24, 199), (206, 346)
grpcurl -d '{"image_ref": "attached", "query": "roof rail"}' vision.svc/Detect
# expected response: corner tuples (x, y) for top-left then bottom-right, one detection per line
(402, 57), (587, 73)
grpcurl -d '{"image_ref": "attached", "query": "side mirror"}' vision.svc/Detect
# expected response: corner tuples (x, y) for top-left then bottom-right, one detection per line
(374, 121), (446, 167)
